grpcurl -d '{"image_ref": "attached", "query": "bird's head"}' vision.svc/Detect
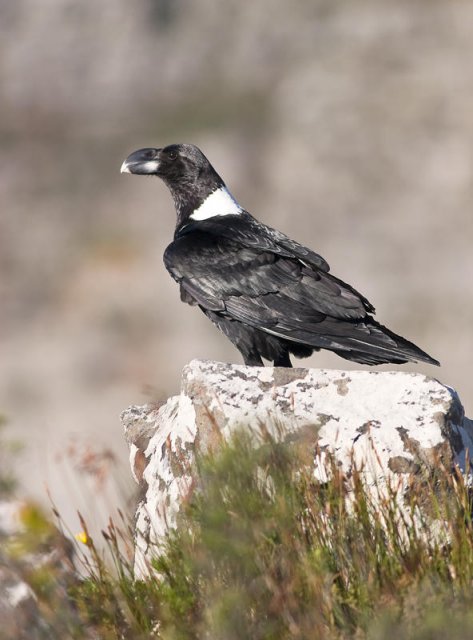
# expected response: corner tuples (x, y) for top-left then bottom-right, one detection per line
(121, 143), (222, 187)
(121, 143), (226, 222)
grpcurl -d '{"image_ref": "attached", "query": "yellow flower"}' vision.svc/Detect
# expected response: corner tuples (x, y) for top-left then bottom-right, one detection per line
(75, 531), (89, 545)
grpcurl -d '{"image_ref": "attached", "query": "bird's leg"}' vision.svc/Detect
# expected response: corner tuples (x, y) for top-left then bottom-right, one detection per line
(242, 353), (264, 366)
(274, 352), (292, 368)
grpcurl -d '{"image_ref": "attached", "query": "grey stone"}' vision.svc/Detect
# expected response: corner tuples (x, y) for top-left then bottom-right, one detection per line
(0, 564), (43, 640)
(122, 360), (473, 573)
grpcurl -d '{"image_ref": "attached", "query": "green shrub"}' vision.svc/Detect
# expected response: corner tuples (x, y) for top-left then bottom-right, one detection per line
(66, 429), (473, 639)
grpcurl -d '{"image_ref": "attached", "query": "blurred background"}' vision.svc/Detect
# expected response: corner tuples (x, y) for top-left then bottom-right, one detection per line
(1, 0), (472, 535)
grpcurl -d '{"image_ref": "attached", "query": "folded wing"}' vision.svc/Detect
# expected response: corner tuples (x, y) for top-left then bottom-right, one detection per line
(164, 223), (374, 338)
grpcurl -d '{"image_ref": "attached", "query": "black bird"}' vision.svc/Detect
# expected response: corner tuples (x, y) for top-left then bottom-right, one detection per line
(121, 143), (439, 368)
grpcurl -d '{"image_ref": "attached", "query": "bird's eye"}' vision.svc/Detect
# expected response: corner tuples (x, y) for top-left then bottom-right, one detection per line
(167, 150), (178, 160)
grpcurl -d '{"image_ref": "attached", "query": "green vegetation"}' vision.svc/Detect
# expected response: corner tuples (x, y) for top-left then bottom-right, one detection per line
(0, 414), (22, 496)
(6, 431), (473, 638)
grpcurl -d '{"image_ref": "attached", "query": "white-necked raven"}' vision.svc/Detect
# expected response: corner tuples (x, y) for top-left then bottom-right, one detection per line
(121, 143), (439, 368)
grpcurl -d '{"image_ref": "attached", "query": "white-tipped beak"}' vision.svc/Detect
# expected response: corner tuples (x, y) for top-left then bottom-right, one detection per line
(121, 148), (161, 175)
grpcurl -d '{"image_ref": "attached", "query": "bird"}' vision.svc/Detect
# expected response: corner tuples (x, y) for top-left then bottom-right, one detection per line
(120, 143), (439, 369)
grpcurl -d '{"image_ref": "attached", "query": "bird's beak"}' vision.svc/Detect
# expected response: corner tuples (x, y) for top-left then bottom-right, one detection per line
(120, 148), (162, 175)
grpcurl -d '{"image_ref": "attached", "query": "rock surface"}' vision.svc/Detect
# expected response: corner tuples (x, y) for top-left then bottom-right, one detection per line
(0, 562), (43, 640)
(122, 360), (473, 573)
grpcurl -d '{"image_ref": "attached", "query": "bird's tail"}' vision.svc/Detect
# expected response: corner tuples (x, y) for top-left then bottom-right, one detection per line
(328, 319), (439, 366)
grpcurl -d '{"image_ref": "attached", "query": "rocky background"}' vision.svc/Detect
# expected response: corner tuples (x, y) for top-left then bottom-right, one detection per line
(1, 0), (472, 533)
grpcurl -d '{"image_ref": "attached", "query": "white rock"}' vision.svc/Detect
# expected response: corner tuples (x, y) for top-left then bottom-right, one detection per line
(0, 566), (41, 638)
(122, 360), (472, 574)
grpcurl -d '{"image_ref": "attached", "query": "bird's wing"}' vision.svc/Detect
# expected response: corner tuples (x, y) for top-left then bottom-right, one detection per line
(164, 227), (375, 343)
(178, 213), (331, 272)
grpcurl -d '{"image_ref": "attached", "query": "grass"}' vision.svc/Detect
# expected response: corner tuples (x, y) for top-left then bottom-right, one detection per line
(0, 414), (22, 495)
(4, 428), (473, 638)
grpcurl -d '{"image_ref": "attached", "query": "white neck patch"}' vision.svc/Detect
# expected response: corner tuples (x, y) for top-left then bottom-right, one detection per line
(190, 187), (243, 221)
